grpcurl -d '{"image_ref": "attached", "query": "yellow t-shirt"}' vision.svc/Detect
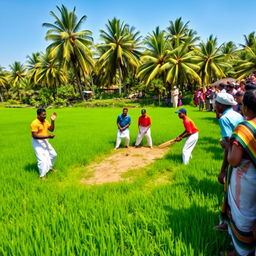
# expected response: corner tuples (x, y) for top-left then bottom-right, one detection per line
(30, 119), (50, 136)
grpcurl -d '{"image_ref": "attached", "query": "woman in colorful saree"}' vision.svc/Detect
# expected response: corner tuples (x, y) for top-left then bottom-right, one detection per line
(227, 89), (256, 256)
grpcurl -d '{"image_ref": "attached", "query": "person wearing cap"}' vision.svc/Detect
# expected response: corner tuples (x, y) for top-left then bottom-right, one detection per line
(114, 108), (131, 150)
(175, 108), (199, 164)
(215, 93), (244, 184)
(171, 86), (179, 108)
(135, 109), (152, 148)
(214, 93), (243, 231)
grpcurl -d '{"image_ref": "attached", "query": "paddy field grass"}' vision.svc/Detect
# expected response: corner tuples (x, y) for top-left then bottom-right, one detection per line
(0, 106), (228, 255)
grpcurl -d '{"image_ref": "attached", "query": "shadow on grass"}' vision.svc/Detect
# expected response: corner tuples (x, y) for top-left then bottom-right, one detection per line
(163, 203), (229, 255)
(186, 175), (223, 198)
(24, 163), (38, 174)
(199, 136), (223, 160)
(199, 116), (219, 124)
(164, 153), (182, 163)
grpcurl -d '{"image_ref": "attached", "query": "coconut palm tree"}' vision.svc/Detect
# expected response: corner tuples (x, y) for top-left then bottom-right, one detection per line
(166, 17), (200, 48)
(160, 43), (201, 86)
(8, 62), (27, 102)
(97, 18), (142, 94)
(27, 52), (40, 85)
(34, 51), (67, 97)
(0, 67), (8, 102)
(196, 36), (230, 85)
(221, 41), (237, 60)
(8, 62), (27, 87)
(137, 27), (170, 85)
(235, 45), (256, 79)
(240, 32), (256, 49)
(43, 5), (94, 100)
(10, 78), (34, 104)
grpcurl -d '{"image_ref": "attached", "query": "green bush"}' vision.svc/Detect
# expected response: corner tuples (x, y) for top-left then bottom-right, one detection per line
(56, 84), (76, 99)
(7, 99), (21, 105)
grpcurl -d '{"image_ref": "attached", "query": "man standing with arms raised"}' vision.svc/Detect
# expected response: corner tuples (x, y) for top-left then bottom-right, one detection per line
(175, 108), (199, 164)
(31, 109), (57, 180)
(115, 108), (131, 150)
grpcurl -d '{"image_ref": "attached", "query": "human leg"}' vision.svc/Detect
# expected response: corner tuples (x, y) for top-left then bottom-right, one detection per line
(145, 128), (153, 147)
(173, 97), (178, 108)
(182, 132), (199, 164)
(135, 132), (144, 146)
(125, 130), (130, 147)
(46, 141), (57, 169)
(115, 132), (122, 149)
(32, 139), (51, 177)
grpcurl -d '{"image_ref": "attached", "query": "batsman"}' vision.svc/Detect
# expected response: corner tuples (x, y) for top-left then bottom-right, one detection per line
(175, 108), (199, 164)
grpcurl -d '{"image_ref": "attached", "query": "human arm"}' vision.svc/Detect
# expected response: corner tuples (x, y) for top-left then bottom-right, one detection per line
(176, 130), (190, 141)
(227, 141), (243, 167)
(143, 117), (151, 134)
(117, 115), (122, 131)
(117, 115), (131, 131)
(48, 112), (57, 132)
(32, 132), (55, 139)
(217, 137), (230, 184)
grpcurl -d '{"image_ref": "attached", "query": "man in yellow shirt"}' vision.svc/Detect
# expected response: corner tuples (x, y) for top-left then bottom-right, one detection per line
(30, 108), (57, 179)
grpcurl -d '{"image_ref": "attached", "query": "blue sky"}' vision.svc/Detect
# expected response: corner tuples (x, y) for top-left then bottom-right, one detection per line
(0, 0), (255, 68)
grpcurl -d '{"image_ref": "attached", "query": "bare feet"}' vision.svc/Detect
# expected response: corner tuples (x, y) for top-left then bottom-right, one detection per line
(40, 177), (47, 180)
(114, 147), (118, 150)
(214, 223), (228, 231)
(226, 250), (236, 256)
(50, 168), (58, 173)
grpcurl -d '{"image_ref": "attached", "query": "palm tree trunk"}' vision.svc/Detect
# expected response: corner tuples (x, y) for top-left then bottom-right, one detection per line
(0, 90), (3, 102)
(72, 63), (85, 101)
(118, 68), (122, 95)
(90, 73), (95, 95)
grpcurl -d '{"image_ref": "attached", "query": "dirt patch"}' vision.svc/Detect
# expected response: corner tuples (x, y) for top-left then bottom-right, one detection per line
(81, 147), (169, 185)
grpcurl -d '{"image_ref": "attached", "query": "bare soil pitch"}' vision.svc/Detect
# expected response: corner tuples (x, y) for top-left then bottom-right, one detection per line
(81, 147), (169, 185)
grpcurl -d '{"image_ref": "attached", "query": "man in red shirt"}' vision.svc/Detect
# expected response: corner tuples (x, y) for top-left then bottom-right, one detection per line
(175, 108), (199, 164)
(135, 109), (153, 148)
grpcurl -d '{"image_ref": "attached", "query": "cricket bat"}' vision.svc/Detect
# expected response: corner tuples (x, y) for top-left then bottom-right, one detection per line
(158, 139), (176, 148)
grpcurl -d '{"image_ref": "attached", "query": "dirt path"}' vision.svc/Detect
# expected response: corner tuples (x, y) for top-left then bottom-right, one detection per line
(81, 147), (169, 185)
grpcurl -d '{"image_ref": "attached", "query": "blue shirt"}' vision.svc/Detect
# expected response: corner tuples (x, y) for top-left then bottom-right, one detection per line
(219, 108), (243, 138)
(117, 114), (131, 129)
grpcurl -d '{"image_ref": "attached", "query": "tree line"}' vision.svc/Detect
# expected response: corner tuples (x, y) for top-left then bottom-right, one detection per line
(0, 5), (256, 105)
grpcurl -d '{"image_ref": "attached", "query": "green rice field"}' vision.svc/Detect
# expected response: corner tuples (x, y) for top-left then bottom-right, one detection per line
(0, 106), (228, 255)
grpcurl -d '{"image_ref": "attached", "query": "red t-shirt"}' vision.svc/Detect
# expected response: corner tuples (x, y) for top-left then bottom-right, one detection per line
(183, 116), (198, 134)
(138, 115), (151, 127)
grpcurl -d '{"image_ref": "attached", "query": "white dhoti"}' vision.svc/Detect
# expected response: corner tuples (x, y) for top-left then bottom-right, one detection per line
(32, 138), (57, 177)
(135, 126), (152, 147)
(172, 96), (178, 108)
(182, 132), (198, 164)
(115, 129), (130, 148)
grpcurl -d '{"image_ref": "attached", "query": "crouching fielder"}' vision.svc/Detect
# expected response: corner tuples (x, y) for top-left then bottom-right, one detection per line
(175, 108), (199, 164)
(135, 109), (152, 148)
(115, 108), (131, 149)
(30, 108), (57, 179)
